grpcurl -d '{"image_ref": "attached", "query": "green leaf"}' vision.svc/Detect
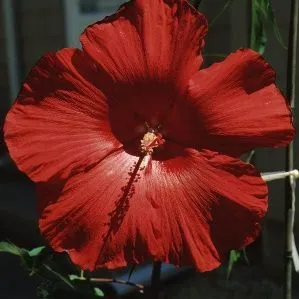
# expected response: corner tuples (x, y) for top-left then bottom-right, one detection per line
(226, 249), (241, 281)
(0, 241), (32, 270)
(255, 0), (286, 48)
(29, 246), (46, 257)
(0, 241), (22, 256)
(250, 0), (267, 53)
(251, 0), (286, 53)
(94, 287), (105, 297)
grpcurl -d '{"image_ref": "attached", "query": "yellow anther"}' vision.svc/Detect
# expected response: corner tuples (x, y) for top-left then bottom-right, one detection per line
(141, 131), (165, 155)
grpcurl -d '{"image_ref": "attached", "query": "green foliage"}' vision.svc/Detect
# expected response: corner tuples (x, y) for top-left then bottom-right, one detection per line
(93, 288), (105, 297)
(29, 246), (46, 257)
(0, 241), (105, 298)
(227, 250), (241, 281)
(227, 248), (250, 281)
(0, 241), (32, 271)
(250, 0), (286, 53)
(250, 0), (267, 53)
(69, 274), (84, 281)
(43, 263), (75, 289)
(0, 241), (22, 255)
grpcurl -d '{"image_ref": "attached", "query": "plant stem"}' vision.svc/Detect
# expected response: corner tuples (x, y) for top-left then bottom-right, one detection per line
(246, 1), (258, 164)
(89, 277), (144, 292)
(209, 0), (234, 28)
(151, 261), (162, 299)
(284, 0), (299, 298)
(249, 0), (255, 49)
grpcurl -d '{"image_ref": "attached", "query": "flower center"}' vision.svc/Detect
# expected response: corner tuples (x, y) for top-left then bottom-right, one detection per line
(140, 130), (165, 155)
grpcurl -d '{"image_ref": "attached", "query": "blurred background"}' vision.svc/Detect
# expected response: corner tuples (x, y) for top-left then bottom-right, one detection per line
(0, 0), (299, 298)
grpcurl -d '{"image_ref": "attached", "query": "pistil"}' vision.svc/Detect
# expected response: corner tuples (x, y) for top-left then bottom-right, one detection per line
(141, 130), (165, 155)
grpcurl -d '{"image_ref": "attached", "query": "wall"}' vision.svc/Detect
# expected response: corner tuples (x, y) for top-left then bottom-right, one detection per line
(0, 0), (10, 127)
(0, 0), (65, 156)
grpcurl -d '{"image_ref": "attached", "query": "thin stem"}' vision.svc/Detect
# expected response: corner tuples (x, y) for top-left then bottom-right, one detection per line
(249, 0), (256, 49)
(151, 261), (162, 299)
(247, 1), (257, 164)
(89, 278), (144, 292)
(284, 0), (299, 299)
(286, 2), (299, 109)
(210, 0), (234, 28)
(80, 269), (84, 279)
(245, 150), (255, 163)
(246, 1), (257, 163)
(127, 264), (136, 281)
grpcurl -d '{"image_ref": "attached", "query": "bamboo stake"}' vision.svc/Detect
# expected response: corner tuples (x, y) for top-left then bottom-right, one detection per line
(284, 0), (299, 298)
(262, 170), (299, 182)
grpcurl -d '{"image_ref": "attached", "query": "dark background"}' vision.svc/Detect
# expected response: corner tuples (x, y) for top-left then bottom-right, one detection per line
(0, 0), (299, 298)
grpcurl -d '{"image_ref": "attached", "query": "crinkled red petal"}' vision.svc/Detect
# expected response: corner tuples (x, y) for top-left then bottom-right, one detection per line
(80, 0), (207, 136)
(4, 48), (121, 182)
(187, 48), (295, 155)
(81, 0), (207, 86)
(38, 144), (267, 271)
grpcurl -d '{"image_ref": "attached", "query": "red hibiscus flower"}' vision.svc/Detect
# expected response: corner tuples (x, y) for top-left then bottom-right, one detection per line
(4, 0), (294, 272)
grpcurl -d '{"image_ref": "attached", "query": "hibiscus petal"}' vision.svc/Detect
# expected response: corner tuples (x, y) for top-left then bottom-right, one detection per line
(39, 145), (267, 271)
(188, 49), (295, 155)
(80, 0), (207, 128)
(4, 48), (121, 182)
(81, 0), (207, 87)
